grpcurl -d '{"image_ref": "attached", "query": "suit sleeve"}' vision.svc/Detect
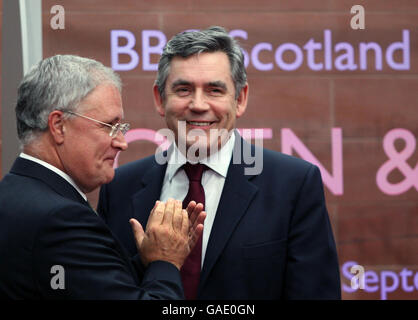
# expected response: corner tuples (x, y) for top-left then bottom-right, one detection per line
(32, 204), (184, 300)
(284, 165), (341, 299)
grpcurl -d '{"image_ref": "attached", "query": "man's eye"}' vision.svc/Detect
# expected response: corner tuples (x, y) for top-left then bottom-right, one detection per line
(208, 88), (224, 96)
(99, 122), (114, 131)
(175, 87), (191, 96)
(101, 124), (112, 132)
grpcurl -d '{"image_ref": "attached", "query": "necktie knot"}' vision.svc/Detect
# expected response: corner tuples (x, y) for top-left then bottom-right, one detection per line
(183, 163), (206, 182)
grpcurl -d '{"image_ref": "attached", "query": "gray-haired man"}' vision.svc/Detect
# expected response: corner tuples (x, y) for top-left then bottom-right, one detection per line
(0, 54), (205, 299)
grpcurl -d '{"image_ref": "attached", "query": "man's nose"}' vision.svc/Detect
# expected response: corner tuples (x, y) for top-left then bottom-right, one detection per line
(189, 90), (210, 112)
(112, 131), (128, 151)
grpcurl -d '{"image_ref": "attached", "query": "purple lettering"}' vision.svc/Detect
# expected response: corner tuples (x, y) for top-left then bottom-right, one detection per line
(386, 30), (410, 70)
(109, 29), (411, 73)
(359, 42), (383, 70)
(251, 43), (273, 71)
(414, 272), (418, 290)
(281, 128), (343, 195)
(110, 30), (139, 71)
(324, 29), (332, 70)
(304, 38), (323, 71)
(334, 42), (357, 71)
(376, 128), (418, 195)
(341, 261), (358, 293)
(380, 271), (399, 300)
(400, 268), (414, 292)
(364, 271), (379, 292)
(141, 30), (166, 71)
(275, 43), (303, 71)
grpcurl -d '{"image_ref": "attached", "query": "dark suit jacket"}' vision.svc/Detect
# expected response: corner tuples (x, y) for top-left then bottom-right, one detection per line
(98, 136), (341, 299)
(0, 157), (183, 299)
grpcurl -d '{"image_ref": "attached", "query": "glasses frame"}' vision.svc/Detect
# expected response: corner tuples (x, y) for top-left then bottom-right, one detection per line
(65, 111), (130, 138)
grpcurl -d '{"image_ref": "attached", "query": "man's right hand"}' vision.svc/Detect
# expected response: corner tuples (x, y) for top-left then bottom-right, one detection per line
(129, 199), (206, 270)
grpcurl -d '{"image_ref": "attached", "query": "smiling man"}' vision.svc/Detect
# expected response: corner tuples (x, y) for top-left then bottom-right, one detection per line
(0, 55), (205, 299)
(154, 50), (248, 159)
(99, 26), (341, 299)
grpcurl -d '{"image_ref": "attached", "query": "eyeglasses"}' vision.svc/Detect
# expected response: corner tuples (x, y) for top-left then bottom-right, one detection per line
(65, 111), (130, 138)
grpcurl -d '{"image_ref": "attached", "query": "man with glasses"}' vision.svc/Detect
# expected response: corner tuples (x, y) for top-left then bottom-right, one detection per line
(0, 55), (205, 299)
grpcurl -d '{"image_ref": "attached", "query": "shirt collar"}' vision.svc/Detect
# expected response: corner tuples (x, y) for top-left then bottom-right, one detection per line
(166, 131), (235, 181)
(19, 152), (87, 201)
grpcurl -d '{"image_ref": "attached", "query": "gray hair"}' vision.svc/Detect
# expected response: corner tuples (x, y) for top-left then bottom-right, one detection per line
(15, 54), (121, 145)
(155, 26), (247, 101)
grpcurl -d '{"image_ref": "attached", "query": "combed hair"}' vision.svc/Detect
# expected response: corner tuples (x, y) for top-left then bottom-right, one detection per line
(15, 54), (121, 145)
(155, 26), (247, 101)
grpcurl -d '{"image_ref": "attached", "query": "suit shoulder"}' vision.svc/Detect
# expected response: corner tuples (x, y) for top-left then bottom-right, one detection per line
(113, 154), (157, 179)
(0, 174), (73, 216)
(262, 147), (315, 173)
(0, 174), (97, 246)
(248, 147), (324, 198)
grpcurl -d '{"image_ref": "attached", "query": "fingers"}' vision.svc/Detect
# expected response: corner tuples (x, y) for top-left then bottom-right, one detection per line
(186, 201), (197, 224)
(194, 210), (206, 230)
(188, 202), (205, 230)
(129, 218), (145, 250)
(187, 210), (206, 249)
(136, 199), (205, 271)
(189, 222), (205, 249)
(147, 201), (165, 226)
(148, 199), (203, 236)
(162, 198), (175, 226)
(180, 209), (189, 237)
(186, 201), (197, 216)
(172, 200), (184, 232)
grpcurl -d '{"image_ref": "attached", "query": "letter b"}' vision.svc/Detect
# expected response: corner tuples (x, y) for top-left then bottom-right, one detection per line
(111, 30), (139, 71)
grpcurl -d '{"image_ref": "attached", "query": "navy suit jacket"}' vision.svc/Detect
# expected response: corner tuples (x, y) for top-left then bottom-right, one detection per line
(0, 157), (183, 299)
(98, 136), (341, 299)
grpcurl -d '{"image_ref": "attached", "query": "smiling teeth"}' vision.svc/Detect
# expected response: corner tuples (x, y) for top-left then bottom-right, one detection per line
(188, 121), (211, 126)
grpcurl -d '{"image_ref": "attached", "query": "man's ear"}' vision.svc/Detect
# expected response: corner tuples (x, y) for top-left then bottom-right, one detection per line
(236, 83), (249, 118)
(48, 110), (66, 144)
(153, 84), (165, 117)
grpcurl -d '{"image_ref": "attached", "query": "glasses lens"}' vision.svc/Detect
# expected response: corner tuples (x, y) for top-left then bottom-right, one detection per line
(121, 123), (130, 135)
(110, 123), (130, 137)
(110, 125), (118, 137)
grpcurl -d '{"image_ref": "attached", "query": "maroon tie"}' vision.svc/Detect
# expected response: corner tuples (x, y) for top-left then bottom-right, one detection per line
(181, 162), (206, 300)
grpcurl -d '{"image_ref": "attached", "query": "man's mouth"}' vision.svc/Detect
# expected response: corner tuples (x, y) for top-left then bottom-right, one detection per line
(104, 155), (117, 163)
(186, 121), (215, 127)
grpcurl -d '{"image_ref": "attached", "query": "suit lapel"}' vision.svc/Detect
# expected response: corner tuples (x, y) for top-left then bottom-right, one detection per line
(198, 137), (259, 294)
(131, 160), (167, 227)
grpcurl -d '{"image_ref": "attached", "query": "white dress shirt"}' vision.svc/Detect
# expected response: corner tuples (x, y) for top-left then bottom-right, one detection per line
(19, 152), (87, 202)
(159, 133), (235, 267)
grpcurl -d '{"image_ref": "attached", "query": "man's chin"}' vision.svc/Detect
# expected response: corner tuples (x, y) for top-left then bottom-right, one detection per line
(100, 165), (115, 185)
(105, 170), (115, 184)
